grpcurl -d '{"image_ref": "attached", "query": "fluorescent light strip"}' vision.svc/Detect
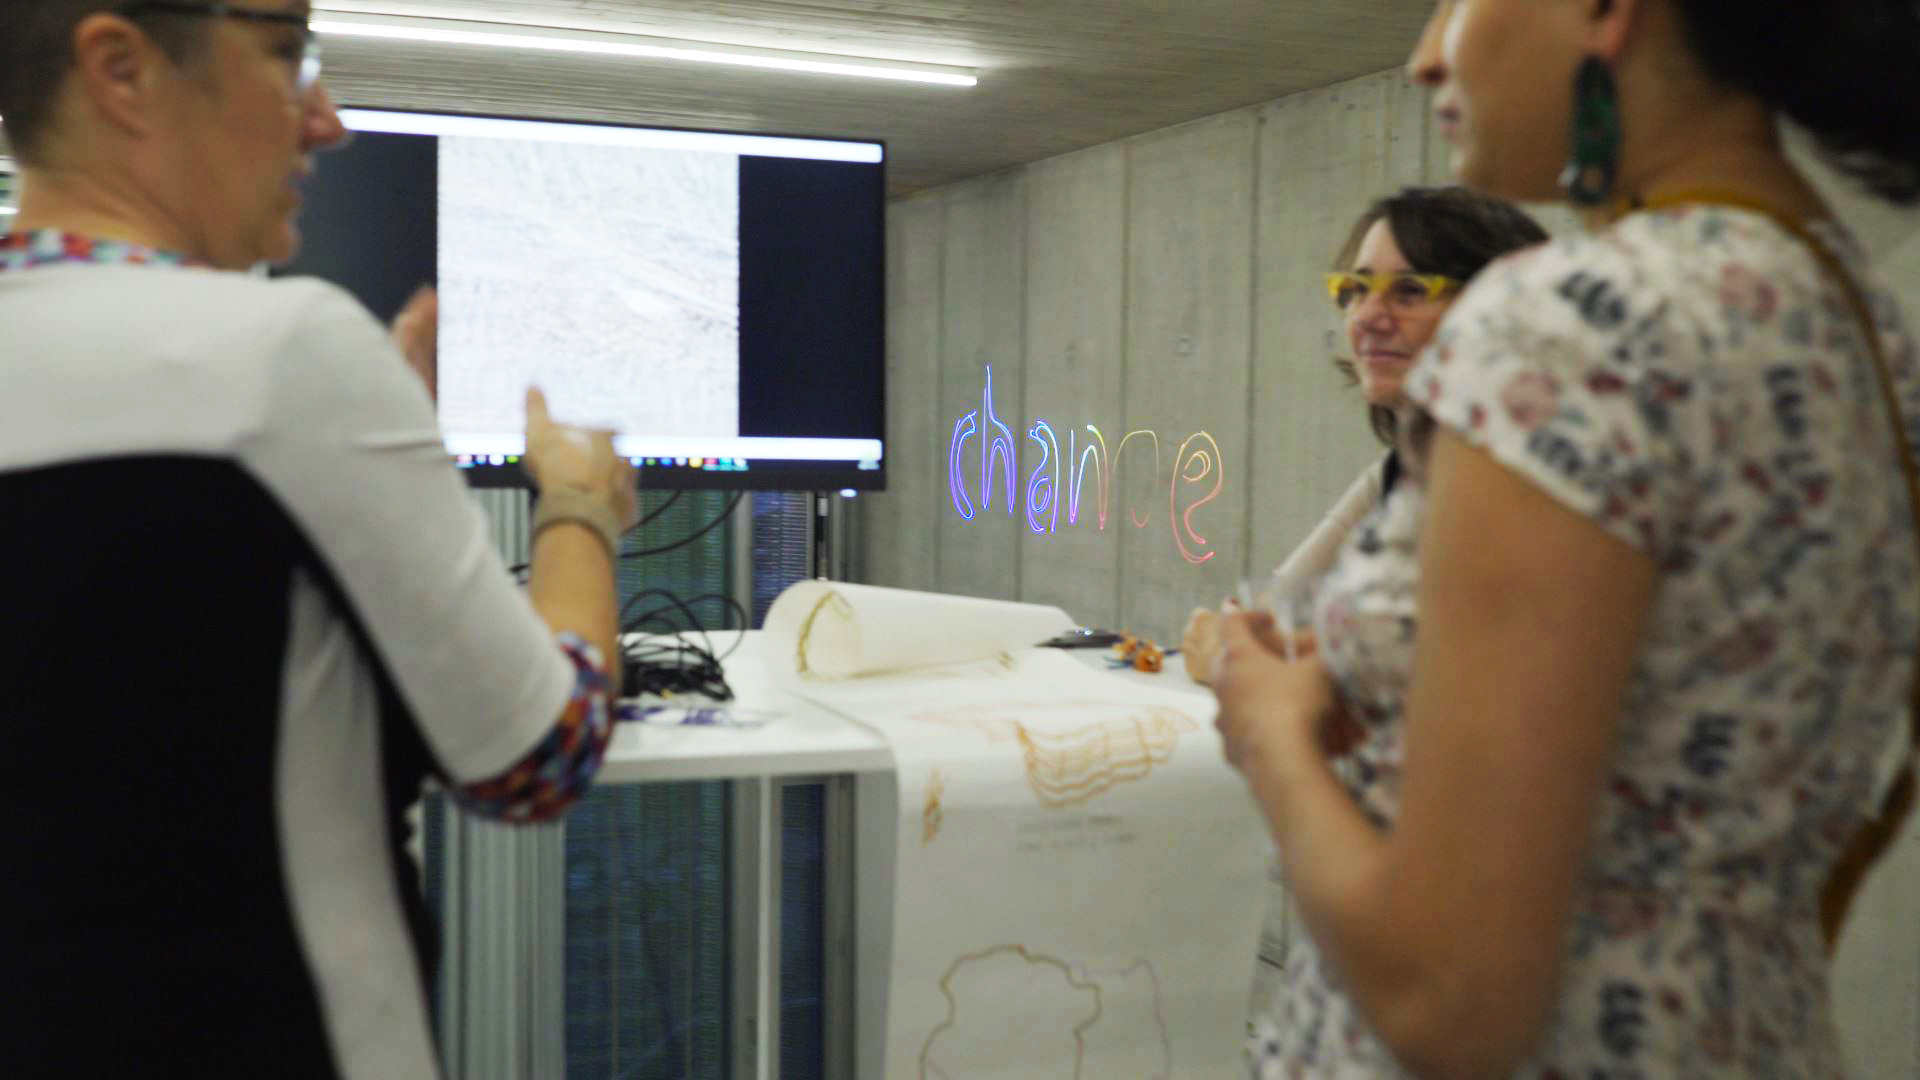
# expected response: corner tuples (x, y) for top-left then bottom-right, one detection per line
(313, 11), (977, 87)
(445, 434), (884, 461)
(0, 208), (17, 217)
(340, 108), (881, 164)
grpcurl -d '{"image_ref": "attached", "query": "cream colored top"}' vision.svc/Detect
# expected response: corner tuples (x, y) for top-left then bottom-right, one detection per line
(1273, 454), (1391, 587)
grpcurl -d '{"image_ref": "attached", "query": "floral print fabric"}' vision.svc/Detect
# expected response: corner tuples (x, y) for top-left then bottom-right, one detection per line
(1253, 206), (1919, 1078)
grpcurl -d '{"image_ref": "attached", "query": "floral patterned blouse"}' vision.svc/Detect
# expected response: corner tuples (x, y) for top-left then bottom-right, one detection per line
(1252, 206), (1920, 1078)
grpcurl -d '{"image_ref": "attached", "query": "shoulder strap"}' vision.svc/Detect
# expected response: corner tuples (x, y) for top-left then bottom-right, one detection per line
(1797, 232), (1920, 948)
(1632, 192), (1920, 947)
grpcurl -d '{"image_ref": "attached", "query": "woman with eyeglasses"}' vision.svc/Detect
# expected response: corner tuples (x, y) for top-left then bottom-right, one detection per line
(1, 3), (633, 1076)
(1182, 187), (1547, 685)
(1212, 0), (1920, 1077)
(1184, 185), (1546, 1037)
(1187, 185), (1547, 1038)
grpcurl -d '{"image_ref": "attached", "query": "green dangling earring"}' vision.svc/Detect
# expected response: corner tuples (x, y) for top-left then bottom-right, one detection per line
(1559, 56), (1621, 207)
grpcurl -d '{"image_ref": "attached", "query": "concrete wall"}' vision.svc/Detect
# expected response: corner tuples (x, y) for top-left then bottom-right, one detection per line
(864, 70), (1447, 640)
(857, 64), (1920, 1076)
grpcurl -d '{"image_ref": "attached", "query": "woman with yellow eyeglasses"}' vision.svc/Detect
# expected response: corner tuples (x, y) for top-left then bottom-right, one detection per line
(1181, 186), (1544, 1034)
(1183, 187), (1546, 688)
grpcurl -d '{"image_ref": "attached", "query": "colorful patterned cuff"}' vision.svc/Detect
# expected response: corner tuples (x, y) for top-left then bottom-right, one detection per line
(453, 633), (614, 824)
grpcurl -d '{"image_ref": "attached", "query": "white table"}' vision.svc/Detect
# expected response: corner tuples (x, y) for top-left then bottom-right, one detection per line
(597, 633), (895, 783)
(451, 631), (1217, 1080)
(598, 631), (1210, 784)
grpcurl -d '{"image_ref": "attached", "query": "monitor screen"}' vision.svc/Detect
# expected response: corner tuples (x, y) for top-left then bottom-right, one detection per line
(277, 108), (886, 491)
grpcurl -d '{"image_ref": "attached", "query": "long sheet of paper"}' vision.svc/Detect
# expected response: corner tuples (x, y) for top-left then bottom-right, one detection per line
(762, 582), (1075, 682)
(798, 651), (1266, 1079)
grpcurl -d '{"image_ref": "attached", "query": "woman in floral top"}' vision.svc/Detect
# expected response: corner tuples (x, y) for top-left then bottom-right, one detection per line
(1212, 0), (1920, 1076)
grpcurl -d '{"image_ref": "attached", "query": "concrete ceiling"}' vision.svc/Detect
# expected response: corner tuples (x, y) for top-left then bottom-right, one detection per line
(304, 0), (1432, 195)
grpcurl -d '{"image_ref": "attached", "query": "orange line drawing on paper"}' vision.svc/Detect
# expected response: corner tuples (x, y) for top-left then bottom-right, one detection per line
(789, 588), (855, 679)
(923, 768), (946, 846)
(919, 945), (1103, 1080)
(914, 700), (1199, 808)
(1080, 958), (1173, 1080)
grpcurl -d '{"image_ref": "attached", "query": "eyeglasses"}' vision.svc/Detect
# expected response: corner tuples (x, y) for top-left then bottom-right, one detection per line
(1325, 271), (1460, 313)
(116, 1), (321, 92)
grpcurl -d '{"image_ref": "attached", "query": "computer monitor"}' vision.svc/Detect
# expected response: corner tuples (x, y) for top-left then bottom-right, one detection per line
(278, 107), (886, 491)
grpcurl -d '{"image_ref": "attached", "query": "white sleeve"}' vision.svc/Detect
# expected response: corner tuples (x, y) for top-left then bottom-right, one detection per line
(246, 281), (575, 783)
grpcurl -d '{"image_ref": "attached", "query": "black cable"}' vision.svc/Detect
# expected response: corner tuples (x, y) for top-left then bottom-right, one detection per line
(620, 639), (734, 701)
(620, 592), (749, 662)
(620, 491), (744, 560)
(616, 588), (750, 702)
(635, 488), (684, 531)
(501, 491), (750, 700)
(622, 591), (749, 666)
(620, 587), (736, 632)
(505, 487), (690, 577)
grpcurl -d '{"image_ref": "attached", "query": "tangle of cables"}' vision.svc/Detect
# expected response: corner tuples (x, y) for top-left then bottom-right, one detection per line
(505, 489), (752, 703)
(617, 589), (748, 702)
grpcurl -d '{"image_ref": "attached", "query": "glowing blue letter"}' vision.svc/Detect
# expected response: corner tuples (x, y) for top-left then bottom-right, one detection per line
(981, 366), (1017, 514)
(1026, 420), (1061, 535)
(947, 410), (978, 521)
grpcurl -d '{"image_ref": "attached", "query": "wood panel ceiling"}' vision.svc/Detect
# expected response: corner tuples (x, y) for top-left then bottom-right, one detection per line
(306, 0), (1432, 194)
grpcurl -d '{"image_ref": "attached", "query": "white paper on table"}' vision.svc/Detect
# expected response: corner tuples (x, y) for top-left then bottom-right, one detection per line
(796, 650), (1267, 1079)
(761, 581), (1075, 682)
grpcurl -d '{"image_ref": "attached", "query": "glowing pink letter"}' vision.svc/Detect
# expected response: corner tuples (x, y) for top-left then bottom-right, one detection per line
(1170, 432), (1224, 566)
(1116, 430), (1161, 529)
(1066, 426), (1111, 530)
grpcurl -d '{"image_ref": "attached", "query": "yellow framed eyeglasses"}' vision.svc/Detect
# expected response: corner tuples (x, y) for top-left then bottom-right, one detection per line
(1325, 271), (1461, 312)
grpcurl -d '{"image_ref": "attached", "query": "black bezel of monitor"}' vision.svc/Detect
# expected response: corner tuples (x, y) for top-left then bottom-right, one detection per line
(459, 459), (882, 492)
(296, 103), (888, 494)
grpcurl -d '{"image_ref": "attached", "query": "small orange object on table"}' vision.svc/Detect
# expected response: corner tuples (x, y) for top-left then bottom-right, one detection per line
(1108, 633), (1166, 673)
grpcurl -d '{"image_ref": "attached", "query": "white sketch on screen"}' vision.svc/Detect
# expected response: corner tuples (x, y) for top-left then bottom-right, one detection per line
(436, 135), (741, 438)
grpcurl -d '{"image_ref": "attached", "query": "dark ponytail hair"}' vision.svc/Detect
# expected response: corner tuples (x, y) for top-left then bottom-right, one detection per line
(1671, 0), (1920, 204)
(1332, 186), (1549, 444)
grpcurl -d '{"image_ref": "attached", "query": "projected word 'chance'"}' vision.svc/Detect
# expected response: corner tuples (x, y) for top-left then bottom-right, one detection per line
(947, 366), (1225, 566)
